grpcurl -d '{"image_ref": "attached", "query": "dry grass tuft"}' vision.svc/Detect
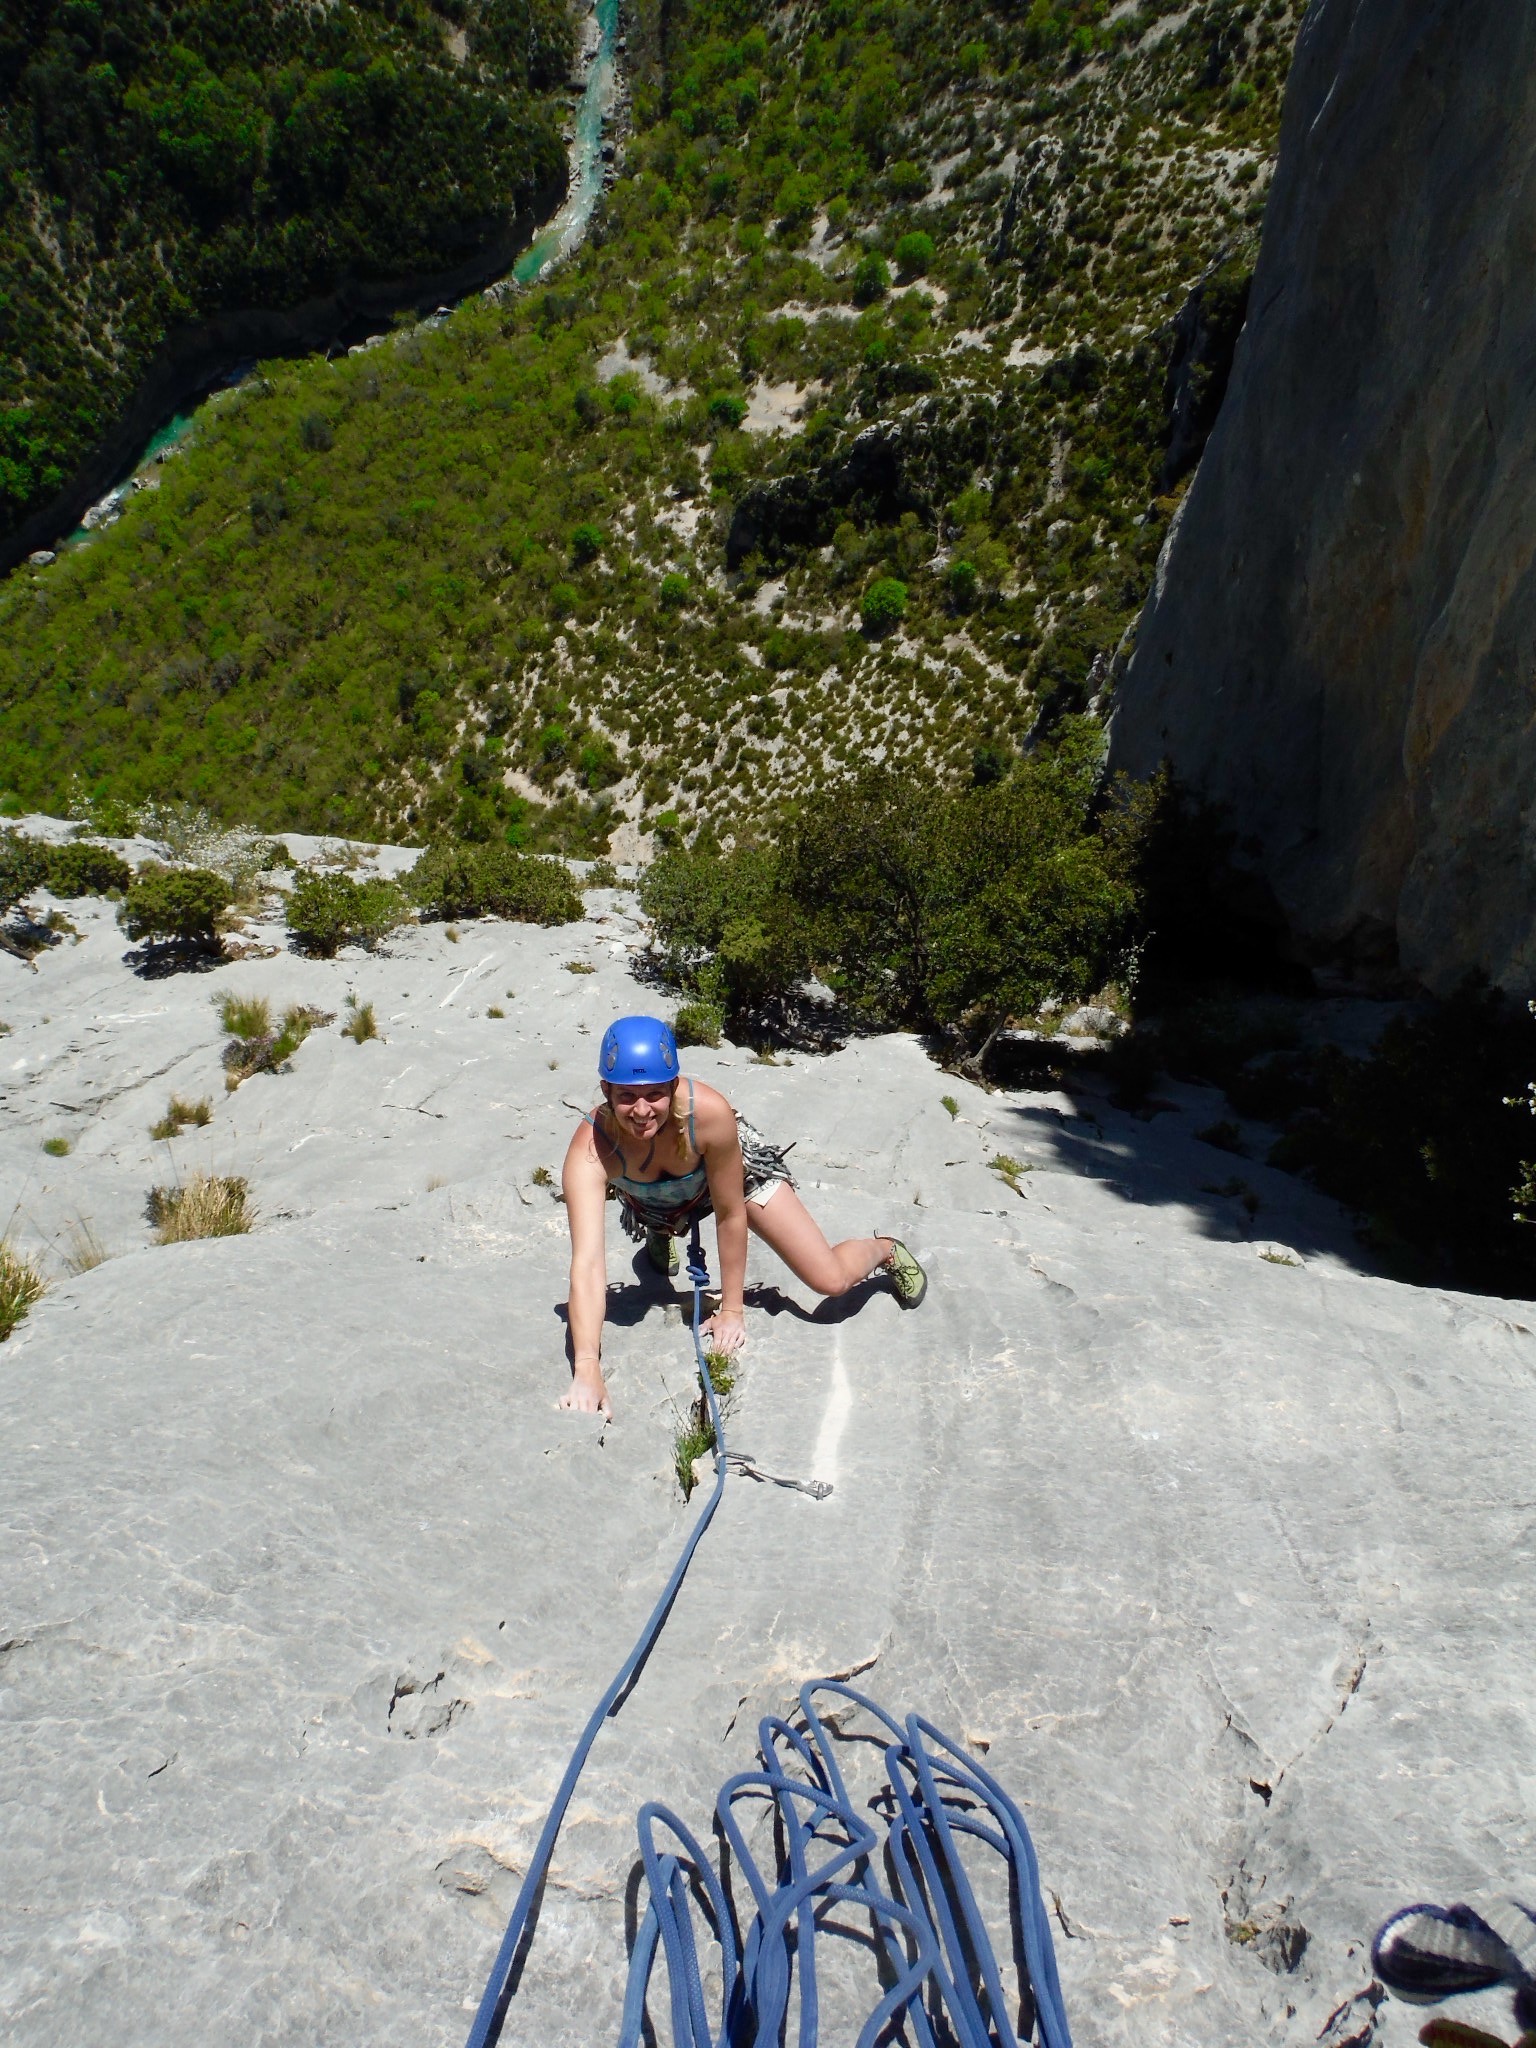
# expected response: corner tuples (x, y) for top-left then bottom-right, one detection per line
(0, 1244), (47, 1339)
(151, 1093), (213, 1140)
(217, 990), (271, 1039)
(342, 994), (378, 1044)
(148, 1171), (254, 1242)
(61, 1216), (109, 1274)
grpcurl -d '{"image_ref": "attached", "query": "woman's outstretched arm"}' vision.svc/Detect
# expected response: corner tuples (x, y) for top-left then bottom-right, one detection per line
(560, 1120), (613, 1417)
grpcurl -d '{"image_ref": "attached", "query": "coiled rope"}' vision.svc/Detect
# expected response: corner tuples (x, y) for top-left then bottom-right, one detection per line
(466, 1225), (1073, 2047)
(619, 1680), (1074, 2048)
(464, 1224), (730, 2048)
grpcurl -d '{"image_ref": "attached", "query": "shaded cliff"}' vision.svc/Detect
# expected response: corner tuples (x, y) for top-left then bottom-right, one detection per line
(1111, 0), (1536, 995)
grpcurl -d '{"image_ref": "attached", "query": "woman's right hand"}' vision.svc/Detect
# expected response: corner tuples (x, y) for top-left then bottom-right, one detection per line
(560, 1356), (612, 1419)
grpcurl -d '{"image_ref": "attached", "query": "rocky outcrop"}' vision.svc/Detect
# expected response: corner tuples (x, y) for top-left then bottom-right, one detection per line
(1111, 0), (1536, 994)
(3, 828), (1534, 2045)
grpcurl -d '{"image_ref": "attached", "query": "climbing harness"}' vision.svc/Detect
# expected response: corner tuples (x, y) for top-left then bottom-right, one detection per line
(464, 1223), (729, 2048)
(618, 1679), (1074, 2048)
(465, 1222), (1072, 2046)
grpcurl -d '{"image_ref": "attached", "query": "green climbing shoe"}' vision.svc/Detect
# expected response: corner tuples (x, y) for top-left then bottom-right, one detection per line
(645, 1228), (680, 1277)
(882, 1238), (927, 1309)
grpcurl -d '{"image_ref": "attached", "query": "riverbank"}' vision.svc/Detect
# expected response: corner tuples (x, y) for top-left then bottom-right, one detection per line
(7, 0), (622, 578)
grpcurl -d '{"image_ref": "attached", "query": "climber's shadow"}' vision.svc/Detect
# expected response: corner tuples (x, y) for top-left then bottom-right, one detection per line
(742, 1279), (882, 1325)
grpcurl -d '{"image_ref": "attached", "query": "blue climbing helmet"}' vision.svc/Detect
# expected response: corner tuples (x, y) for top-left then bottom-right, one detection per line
(598, 1014), (680, 1086)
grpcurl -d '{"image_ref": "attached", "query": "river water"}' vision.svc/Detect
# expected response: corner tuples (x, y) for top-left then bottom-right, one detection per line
(64, 0), (619, 551)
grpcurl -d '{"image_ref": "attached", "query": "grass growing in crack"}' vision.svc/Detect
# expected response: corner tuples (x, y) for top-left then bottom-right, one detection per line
(675, 1350), (737, 1498)
(0, 1244), (47, 1338)
(342, 994), (378, 1044)
(41, 1135), (70, 1157)
(151, 1094), (212, 1140)
(61, 1216), (109, 1274)
(941, 1094), (959, 1119)
(989, 1153), (1032, 1192)
(530, 1165), (554, 1188)
(148, 1171), (254, 1242)
(564, 960), (595, 975)
(1259, 1249), (1301, 1267)
(222, 997), (334, 1088)
(486, 1004), (505, 1019)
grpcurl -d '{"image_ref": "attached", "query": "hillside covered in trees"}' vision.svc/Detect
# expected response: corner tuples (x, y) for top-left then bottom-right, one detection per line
(0, 0), (1305, 846)
(0, 0), (573, 550)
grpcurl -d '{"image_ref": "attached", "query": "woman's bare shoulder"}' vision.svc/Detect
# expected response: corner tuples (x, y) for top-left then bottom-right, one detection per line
(688, 1076), (739, 1141)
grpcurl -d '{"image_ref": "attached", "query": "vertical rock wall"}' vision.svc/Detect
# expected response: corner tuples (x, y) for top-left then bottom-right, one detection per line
(1111, 0), (1536, 994)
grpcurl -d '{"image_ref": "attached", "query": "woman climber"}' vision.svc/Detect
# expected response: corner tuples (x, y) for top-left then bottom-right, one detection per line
(559, 1014), (927, 1418)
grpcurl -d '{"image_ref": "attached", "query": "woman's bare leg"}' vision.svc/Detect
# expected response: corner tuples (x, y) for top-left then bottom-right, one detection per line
(744, 1185), (891, 1297)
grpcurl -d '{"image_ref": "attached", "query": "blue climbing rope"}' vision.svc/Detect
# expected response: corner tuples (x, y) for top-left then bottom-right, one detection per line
(617, 1679), (1073, 2048)
(464, 1223), (727, 2048)
(466, 1227), (1074, 2048)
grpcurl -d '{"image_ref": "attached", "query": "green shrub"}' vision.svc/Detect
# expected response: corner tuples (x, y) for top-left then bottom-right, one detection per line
(639, 845), (809, 1018)
(886, 160), (928, 202)
(861, 577), (908, 635)
(40, 842), (133, 897)
(285, 871), (407, 956)
(408, 842), (582, 924)
(0, 833), (51, 913)
(583, 858), (619, 889)
(674, 999), (724, 1048)
(570, 522), (604, 563)
(119, 868), (233, 947)
(894, 230), (935, 279)
(947, 559), (978, 611)
(785, 725), (1144, 1067)
(852, 251), (891, 304)
(659, 572), (690, 608)
(707, 392), (747, 429)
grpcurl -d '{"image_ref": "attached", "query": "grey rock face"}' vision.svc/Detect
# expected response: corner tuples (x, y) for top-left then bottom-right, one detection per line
(2, 842), (1533, 2045)
(1112, 0), (1536, 994)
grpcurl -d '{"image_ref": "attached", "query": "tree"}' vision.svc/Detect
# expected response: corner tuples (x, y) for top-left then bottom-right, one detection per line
(852, 252), (890, 304)
(894, 230), (935, 279)
(119, 868), (232, 948)
(861, 577), (908, 635)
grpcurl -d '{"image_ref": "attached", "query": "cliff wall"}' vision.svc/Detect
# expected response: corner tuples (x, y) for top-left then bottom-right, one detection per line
(1111, 0), (1536, 994)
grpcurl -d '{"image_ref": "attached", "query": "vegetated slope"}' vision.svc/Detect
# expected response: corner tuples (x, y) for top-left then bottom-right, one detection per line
(0, 0), (1305, 846)
(0, 0), (572, 551)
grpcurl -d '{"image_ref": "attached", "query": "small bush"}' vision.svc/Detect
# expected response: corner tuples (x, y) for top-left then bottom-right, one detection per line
(151, 1094), (213, 1139)
(0, 833), (51, 913)
(223, 999), (333, 1086)
(861, 577), (908, 635)
(707, 392), (747, 429)
(149, 1172), (254, 1242)
(894, 230), (935, 278)
(42, 1136), (71, 1157)
(486, 1004), (505, 1019)
(659, 573), (690, 609)
(342, 995), (378, 1044)
(286, 871), (407, 957)
(570, 521), (604, 563)
(947, 559), (978, 610)
(584, 859), (619, 889)
(564, 959), (596, 974)
(852, 251), (890, 304)
(674, 999), (724, 1048)
(0, 1243), (46, 1339)
(44, 842), (132, 897)
(409, 842), (582, 925)
(119, 868), (232, 948)
(941, 1094), (959, 1119)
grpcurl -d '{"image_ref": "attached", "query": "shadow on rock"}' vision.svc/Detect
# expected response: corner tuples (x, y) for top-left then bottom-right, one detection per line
(123, 939), (226, 979)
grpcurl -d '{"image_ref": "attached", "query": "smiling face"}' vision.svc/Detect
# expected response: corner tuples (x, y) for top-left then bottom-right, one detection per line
(603, 1079), (677, 1144)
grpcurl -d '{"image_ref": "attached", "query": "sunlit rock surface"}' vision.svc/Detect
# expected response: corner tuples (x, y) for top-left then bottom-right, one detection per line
(1114, 0), (1536, 995)
(1, 834), (1531, 2046)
